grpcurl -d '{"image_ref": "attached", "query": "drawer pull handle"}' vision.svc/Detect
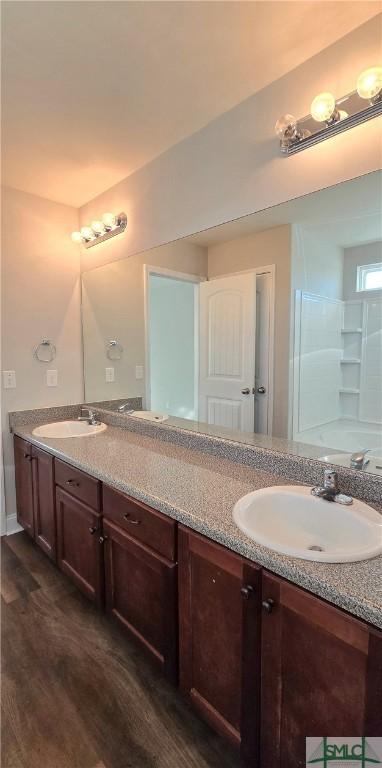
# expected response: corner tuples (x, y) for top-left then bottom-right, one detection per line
(123, 513), (141, 525)
(66, 479), (80, 487)
(262, 598), (275, 614)
(89, 526), (97, 535)
(241, 585), (254, 600)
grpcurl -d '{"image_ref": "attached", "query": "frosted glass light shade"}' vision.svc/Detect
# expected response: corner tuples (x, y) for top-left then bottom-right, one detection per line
(71, 231), (83, 244)
(91, 220), (105, 235)
(357, 67), (382, 100)
(310, 92), (336, 123)
(102, 212), (116, 229)
(80, 226), (94, 241)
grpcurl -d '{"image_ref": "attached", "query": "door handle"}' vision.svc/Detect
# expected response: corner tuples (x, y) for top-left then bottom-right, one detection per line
(241, 388), (250, 395)
(257, 386), (266, 394)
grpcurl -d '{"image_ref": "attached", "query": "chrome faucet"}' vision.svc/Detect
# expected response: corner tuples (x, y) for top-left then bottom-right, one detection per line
(311, 469), (353, 505)
(117, 403), (134, 414)
(350, 449), (370, 470)
(78, 407), (100, 426)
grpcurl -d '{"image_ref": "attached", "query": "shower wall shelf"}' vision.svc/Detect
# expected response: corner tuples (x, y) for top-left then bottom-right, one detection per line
(339, 388), (360, 394)
(340, 358), (361, 364)
(341, 328), (363, 333)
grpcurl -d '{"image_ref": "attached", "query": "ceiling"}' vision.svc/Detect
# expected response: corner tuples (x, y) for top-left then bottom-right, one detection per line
(2, 1), (381, 208)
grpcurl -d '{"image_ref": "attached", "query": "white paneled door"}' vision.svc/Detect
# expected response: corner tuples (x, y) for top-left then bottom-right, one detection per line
(199, 274), (256, 432)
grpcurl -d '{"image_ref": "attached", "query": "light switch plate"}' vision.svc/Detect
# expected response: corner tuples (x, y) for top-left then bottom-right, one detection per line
(46, 369), (58, 387)
(3, 370), (16, 389)
(135, 365), (144, 380)
(105, 367), (115, 383)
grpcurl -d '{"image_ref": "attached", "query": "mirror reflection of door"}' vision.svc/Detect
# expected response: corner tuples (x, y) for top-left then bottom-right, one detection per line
(147, 267), (274, 435)
(199, 273), (256, 432)
(199, 270), (273, 435)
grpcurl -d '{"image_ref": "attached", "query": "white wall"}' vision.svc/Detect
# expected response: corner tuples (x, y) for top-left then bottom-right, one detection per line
(1, 186), (82, 523)
(292, 226), (344, 300)
(343, 241), (382, 301)
(294, 293), (343, 434)
(79, 18), (381, 273)
(82, 241), (207, 402)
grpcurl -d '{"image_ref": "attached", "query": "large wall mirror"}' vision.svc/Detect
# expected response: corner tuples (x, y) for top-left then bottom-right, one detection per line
(82, 171), (382, 475)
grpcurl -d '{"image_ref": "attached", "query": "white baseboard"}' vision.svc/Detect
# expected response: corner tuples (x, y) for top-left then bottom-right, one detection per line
(6, 513), (23, 536)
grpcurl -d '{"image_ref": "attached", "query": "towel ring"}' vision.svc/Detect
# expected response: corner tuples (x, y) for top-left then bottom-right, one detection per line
(34, 339), (56, 363)
(106, 340), (123, 361)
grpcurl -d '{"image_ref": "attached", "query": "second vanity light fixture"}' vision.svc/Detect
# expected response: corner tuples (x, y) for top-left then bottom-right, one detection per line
(275, 66), (382, 155)
(71, 212), (127, 248)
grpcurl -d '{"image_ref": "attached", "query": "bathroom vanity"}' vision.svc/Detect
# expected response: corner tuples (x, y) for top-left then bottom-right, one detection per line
(12, 421), (382, 768)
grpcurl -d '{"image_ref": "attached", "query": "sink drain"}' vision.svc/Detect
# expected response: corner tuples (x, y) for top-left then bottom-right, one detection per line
(308, 544), (324, 552)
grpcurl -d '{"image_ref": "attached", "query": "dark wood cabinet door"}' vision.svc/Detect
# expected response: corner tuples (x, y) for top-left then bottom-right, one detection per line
(31, 445), (56, 560)
(14, 436), (34, 538)
(103, 519), (178, 683)
(56, 487), (103, 605)
(260, 571), (382, 768)
(178, 526), (261, 766)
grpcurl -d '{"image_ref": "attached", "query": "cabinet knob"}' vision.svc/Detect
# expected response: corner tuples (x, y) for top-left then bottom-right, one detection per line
(98, 535), (108, 544)
(66, 479), (79, 487)
(262, 598), (275, 613)
(89, 526), (97, 535)
(241, 585), (254, 600)
(24, 453), (32, 461)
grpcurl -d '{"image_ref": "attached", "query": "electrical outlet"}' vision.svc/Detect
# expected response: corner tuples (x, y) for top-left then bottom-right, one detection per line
(135, 365), (144, 380)
(105, 367), (115, 383)
(46, 369), (58, 387)
(3, 370), (16, 389)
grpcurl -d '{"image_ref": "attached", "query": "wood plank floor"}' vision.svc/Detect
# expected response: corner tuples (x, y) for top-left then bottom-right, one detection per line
(1, 532), (242, 768)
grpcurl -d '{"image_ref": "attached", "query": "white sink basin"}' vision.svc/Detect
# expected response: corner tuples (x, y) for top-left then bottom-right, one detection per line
(32, 420), (107, 438)
(233, 485), (382, 563)
(129, 410), (168, 423)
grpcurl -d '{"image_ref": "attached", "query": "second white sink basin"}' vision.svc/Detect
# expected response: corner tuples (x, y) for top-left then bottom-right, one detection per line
(233, 485), (382, 563)
(320, 453), (382, 477)
(33, 420), (107, 438)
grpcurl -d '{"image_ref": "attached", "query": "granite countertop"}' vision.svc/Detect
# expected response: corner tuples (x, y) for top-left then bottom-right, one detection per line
(14, 422), (382, 629)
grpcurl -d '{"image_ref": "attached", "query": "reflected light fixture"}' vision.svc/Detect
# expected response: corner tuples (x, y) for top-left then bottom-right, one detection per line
(71, 212), (127, 248)
(275, 65), (382, 155)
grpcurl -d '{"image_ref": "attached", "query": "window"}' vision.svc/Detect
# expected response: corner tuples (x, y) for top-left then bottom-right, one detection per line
(356, 262), (382, 292)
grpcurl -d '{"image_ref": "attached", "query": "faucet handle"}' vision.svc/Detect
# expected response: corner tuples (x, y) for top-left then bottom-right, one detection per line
(323, 469), (339, 491)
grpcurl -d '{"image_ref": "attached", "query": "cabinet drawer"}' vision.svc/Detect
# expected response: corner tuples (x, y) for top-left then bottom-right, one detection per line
(103, 485), (176, 561)
(55, 458), (101, 510)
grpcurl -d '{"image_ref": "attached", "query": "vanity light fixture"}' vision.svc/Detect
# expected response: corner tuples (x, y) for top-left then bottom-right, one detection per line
(275, 65), (382, 155)
(71, 212), (127, 248)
